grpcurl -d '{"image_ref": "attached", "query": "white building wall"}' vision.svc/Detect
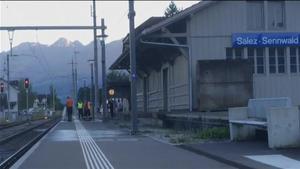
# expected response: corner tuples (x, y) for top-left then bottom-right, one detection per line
(252, 1), (300, 106)
(189, 1), (246, 109)
(137, 54), (189, 113)
(0, 79), (19, 112)
(168, 55), (189, 110)
(136, 77), (144, 112)
(189, 0), (300, 108)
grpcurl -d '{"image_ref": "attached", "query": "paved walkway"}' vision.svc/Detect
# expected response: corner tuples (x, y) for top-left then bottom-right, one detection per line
(182, 141), (300, 169)
(11, 120), (236, 169)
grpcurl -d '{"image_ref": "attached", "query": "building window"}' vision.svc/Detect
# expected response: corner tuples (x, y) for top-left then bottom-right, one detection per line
(247, 1), (264, 30)
(277, 47), (286, 73)
(268, 1), (285, 30)
(290, 47), (297, 73)
(235, 48), (243, 59)
(226, 48), (233, 60)
(269, 48), (276, 74)
(256, 48), (265, 74)
(299, 47), (300, 73)
(247, 48), (255, 73)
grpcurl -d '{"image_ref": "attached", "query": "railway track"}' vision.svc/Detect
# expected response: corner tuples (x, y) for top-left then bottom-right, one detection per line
(0, 121), (28, 131)
(0, 118), (60, 169)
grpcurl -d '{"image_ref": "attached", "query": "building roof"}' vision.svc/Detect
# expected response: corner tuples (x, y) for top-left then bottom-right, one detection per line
(110, 17), (165, 70)
(141, 1), (217, 36)
(110, 1), (218, 70)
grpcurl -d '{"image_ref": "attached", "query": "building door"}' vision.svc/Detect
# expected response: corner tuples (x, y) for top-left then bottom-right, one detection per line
(143, 77), (148, 113)
(163, 68), (168, 112)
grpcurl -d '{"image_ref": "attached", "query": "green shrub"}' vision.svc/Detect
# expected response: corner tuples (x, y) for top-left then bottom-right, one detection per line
(193, 127), (229, 140)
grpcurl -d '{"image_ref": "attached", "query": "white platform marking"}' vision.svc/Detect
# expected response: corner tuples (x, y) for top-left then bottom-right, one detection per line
(245, 154), (300, 169)
(75, 120), (114, 169)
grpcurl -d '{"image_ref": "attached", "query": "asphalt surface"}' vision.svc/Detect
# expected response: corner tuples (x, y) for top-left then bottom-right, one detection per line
(11, 120), (237, 169)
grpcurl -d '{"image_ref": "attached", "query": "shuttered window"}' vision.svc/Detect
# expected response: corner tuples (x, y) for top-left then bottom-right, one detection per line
(290, 47), (297, 73)
(268, 1), (285, 30)
(269, 48), (276, 74)
(256, 48), (265, 74)
(247, 1), (265, 30)
(277, 48), (286, 73)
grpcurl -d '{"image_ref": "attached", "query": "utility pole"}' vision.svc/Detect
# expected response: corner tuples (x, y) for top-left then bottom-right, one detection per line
(7, 30), (14, 120)
(26, 89), (29, 121)
(92, 0), (99, 118)
(97, 18), (108, 121)
(74, 50), (79, 108)
(88, 60), (95, 118)
(128, 0), (138, 134)
(83, 80), (87, 102)
(52, 86), (55, 112)
(69, 59), (75, 108)
(6, 54), (9, 120)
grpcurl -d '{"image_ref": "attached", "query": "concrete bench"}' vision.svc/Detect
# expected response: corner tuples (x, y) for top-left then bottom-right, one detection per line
(229, 97), (300, 148)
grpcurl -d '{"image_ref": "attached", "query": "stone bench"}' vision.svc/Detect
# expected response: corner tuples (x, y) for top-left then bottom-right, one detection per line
(229, 97), (300, 148)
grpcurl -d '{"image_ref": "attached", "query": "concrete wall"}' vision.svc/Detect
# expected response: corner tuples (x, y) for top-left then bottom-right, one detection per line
(198, 60), (253, 111)
(136, 55), (189, 113)
(267, 107), (300, 148)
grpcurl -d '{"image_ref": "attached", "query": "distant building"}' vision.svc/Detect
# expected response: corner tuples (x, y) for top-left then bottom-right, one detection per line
(111, 1), (300, 113)
(0, 78), (19, 112)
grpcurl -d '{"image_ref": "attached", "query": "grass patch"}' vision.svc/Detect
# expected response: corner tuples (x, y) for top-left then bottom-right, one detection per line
(193, 127), (229, 140)
(0, 118), (9, 124)
(31, 112), (50, 120)
(118, 124), (130, 128)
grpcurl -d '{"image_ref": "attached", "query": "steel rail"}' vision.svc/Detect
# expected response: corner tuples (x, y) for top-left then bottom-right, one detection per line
(0, 118), (60, 169)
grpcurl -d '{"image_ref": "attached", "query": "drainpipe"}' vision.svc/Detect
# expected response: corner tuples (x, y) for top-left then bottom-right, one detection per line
(139, 38), (192, 112)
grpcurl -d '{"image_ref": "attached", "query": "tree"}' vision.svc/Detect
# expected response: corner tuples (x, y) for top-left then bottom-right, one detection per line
(164, 1), (181, 18)
(47, 85), (63, 110)
(107, 70), (129, 83)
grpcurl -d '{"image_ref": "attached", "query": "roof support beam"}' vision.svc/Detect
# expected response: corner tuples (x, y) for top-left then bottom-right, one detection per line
(161, 27), (189, 59)
(146, 32), (187, 38)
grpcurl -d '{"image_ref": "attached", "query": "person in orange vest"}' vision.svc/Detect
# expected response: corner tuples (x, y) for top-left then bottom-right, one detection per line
(66, 96), (73, 122)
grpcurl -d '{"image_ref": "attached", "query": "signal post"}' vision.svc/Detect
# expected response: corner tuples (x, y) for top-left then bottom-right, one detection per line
(24, 78), (30, 122)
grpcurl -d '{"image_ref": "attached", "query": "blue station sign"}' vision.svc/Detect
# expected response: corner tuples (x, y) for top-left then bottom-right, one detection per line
(232, 33), (300, 47)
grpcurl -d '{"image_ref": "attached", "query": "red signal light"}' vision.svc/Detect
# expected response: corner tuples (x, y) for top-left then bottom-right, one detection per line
(24, 78), (30, 89)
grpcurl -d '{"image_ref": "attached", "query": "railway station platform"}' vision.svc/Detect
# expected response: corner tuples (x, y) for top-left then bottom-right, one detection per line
(10, 119), (235, 169)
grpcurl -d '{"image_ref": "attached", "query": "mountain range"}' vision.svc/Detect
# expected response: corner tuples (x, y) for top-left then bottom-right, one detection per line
(0, 38), (123, 100)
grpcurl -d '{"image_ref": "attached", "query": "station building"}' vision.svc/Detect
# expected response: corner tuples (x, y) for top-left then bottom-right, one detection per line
(110, 1), (300, 113)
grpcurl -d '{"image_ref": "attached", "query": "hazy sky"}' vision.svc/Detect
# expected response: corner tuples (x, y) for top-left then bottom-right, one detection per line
(0, 1), (199, 52)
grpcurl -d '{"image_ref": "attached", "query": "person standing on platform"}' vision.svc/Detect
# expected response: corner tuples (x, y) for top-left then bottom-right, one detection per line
(109, 99), (114, 119)
(84, 101), (91, 120)
(77, 100), (83, 120)
(66, 96), (73, 122)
